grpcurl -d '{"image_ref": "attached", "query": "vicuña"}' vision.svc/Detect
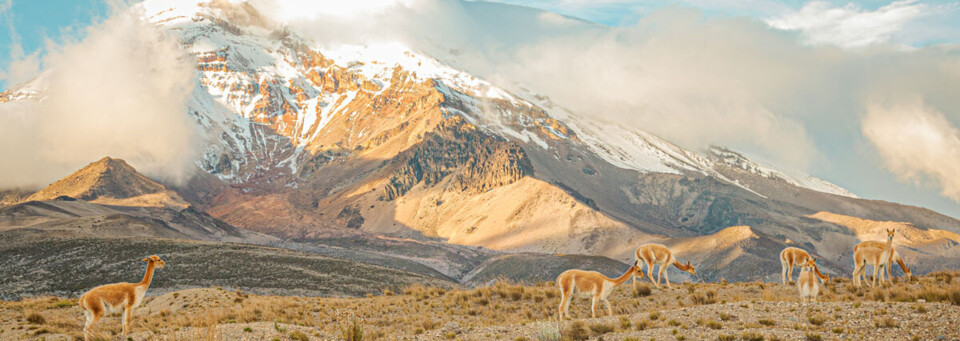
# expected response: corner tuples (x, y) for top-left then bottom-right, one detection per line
(797, 258), (822, 303)
(852, 229), (896, 288)
(780, 247), (830, 285)
(556, 261), (644, 319)
(854, 240), (911, 283)
(79, 255), (165, 341)
(635, 243), (696, 289)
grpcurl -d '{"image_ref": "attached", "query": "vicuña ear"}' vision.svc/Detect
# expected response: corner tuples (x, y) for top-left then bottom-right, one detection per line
(633, 260), (639, 267)
(141, 257), (151, 262)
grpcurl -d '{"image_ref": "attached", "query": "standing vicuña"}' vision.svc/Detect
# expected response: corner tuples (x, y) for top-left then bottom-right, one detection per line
(797, 258), (822, 303)
(635, 243), (696, 289)
(854, 240), (911, 283)
(780, 247), (830, 285)
(556, 261), (644, 319)
(852, 229), (896, 288)
(79, 255), (165, 341)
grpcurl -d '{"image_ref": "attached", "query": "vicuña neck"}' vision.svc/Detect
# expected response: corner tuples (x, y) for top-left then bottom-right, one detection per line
(813, 265), (828, 280)
(138, 261), (156, 287)
(610, 268), (636, 286)
(672, 260), (690, 272)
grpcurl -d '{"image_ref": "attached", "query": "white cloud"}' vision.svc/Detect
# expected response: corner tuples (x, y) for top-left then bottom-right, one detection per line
(862, 99), (960, 201)
(0, 5), (198, 188)
(766, 0), (931, 48)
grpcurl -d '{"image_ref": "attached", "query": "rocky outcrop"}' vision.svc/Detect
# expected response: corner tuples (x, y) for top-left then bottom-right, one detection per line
(382, 117), (533, 200)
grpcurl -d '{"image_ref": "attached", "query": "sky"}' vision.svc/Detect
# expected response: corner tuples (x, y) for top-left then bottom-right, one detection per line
(1, 0), (960, 219)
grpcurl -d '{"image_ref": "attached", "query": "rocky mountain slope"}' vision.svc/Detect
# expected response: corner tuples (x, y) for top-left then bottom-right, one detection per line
(1, 0), (959, 282)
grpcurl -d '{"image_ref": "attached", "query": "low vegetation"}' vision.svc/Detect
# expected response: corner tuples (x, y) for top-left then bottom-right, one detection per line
(0, 273), (957, 340)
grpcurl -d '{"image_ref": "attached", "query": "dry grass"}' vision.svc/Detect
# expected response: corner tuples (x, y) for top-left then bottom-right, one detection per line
(1, 273), (959, 339)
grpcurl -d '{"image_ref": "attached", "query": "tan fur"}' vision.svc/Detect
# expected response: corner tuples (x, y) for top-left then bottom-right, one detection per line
(780, 247), (830, 285)
(854, 240), (911, 282)
(556, 261), (643, 319)
(79, 255), (165, 341)
(852, 229), (896, 288)
(634, 243), (696, 289)
(797, 258), (821, 303)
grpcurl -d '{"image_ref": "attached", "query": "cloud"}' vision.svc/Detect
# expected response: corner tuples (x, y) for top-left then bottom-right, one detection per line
(862, 99), (960, 202)
(766, 0), (931, 48)
(0, 5), (197, 188)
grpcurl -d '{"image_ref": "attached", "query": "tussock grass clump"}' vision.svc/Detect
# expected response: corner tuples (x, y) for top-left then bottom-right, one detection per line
(805, 333), (823, 341)
(339, 317), (364, 341)
(633, 284), (652, 297)
(563, 321), (589, 341)
(534, 322), (561, 341)
(289, 330), (309, 341)
(706, 320), (723, 330)
(588, 322), (614, 335)
(807, 314), (826, 326)
(874, 317), (898, 328)
(757, 319), (775, 326)
(25, 312), (44, 325)
(742, 332), (764, 341)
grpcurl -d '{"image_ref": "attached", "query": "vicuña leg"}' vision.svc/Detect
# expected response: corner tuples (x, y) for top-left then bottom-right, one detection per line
(646, 262), (659, 288)
(591, 296), (599, 318)
(657, 265), (667, 289)
(781, 260), (788, 285)
(664, 267), (672, 289)
(122, 306), (132, 335)
(603, 298), (613, 316)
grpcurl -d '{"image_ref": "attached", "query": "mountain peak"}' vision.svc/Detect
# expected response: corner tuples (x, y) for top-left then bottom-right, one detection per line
(25, 157), (187, 208)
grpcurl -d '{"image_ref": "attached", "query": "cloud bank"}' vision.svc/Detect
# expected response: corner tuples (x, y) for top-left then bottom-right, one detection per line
(0, 5), (197, 189)
(863, 99), (960, 201)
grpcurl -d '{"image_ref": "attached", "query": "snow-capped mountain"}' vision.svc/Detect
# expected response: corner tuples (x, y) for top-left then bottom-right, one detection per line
(3, 0), (959, 280)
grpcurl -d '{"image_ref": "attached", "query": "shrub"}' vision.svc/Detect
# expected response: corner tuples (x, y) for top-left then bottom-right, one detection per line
(719, 313), (732, 321)
(243, 327), (252, 333)
(832, 327), (844, 334)
(758, 319), (775, 326)
(718, 334), (737, 341)
(742, 332), (764, 341)
(534, 322), (561, 341)
(805, 333), (823, 341)
(649, 312), (661, 320)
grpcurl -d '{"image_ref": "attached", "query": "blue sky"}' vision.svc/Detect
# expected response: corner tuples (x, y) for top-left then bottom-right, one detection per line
(2, 0), (958, 88)
(0, 0), (110, 89)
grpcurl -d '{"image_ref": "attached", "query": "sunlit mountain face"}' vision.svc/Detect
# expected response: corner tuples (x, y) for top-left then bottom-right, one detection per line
(1, 0), (959, 283)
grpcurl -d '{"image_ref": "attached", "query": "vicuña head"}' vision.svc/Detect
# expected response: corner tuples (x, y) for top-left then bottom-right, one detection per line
(79, 255), (165, 341)
(556, 260), (643, 319)
(143, 255), (166, 268)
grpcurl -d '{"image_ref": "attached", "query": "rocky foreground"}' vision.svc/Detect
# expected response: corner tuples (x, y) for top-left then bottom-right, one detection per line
(1, 272), (958, 340)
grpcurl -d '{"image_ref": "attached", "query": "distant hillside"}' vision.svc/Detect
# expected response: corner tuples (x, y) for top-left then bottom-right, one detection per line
(26, 157), (188, 209)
